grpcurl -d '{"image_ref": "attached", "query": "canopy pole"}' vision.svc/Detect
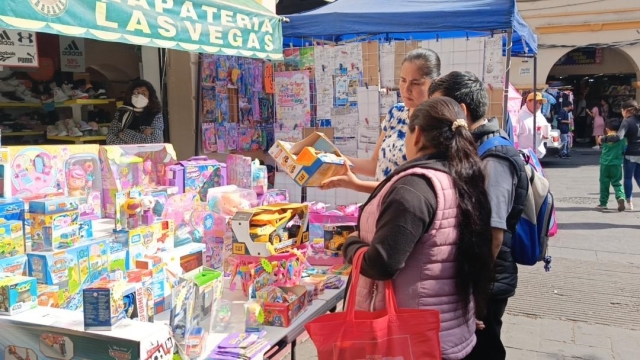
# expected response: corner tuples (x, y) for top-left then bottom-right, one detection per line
(502, 30), (513, 130)
(533, 55), (538, 148)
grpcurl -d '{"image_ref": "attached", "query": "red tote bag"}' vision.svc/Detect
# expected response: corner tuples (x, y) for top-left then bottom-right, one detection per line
(305, 248), (442, 360)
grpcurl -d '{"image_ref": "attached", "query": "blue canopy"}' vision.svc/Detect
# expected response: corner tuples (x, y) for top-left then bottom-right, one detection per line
(282, 0), (537, 56)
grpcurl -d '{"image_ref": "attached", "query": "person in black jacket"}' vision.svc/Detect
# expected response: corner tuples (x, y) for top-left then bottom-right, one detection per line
(600, 99), (640, 210)
(430, 71), (529, 360)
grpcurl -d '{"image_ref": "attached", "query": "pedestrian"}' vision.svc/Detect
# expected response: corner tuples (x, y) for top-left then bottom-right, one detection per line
(596, 118), (626, 211)
(320, 48), (441, 193)
(587, 98), (607, 149)
(599, 100), (640, 210)
(429, 71), (529, 360)
(557, 101), (573, 159)
(517, 92), (549, 158)
(342, 97), (494, 360)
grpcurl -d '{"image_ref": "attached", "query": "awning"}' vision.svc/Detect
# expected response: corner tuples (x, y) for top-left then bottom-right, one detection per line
(0, 0), (283, 60)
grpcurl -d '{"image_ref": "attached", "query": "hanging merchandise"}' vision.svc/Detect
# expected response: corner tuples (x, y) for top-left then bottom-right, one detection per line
(274, 71), (312, 142)
(0, 1), (284, 60)
(202, 123), (218, 154)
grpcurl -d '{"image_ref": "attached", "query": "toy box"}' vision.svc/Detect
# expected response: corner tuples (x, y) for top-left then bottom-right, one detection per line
(7, 145), (103, 219)
(231, 203), (309, 256)
(0, 198), (25, 239)
(0, 220), (25, 259)
(100, 144), (177, 218)
(162, 192), (210, 247)
(37, 284), (60, 308)
(126, 269), (155, 322)
(0, 147), (10, 198)
(258, 189), (289, 206)
(145, 185), (179, 222)
(269, 132), (350, 187)
(308, 223), (356, 266)
(251, 159), (268, 195)
(38, 224), (81, 251)
(113, 220), (175, 270)
(0, 307), (175, 360)
(27, 238), (109, 311)
(0, 254), (27, 276)
(83, 279), (129, 330)
(226, 154), (252, 189)
(206, 185), (257, 217)
(28, 196), (80, 215)
(135, 255), (171, 315)
(262, 285), (308, 327)
(0, 273), (38, 315)
(166, 156), (227, 201)
(230, 249), (307, 297)
(29, 210), (79, 242)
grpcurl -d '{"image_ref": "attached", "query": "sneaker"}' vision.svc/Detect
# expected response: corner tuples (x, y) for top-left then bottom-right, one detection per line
(75, 120), (92, 131)
(592, 145), (600, 149)
(596, 205), (607, 211)
(564, 154), (571, 158)
(95, 89), (108, 99)
(53, 87), (70, 102)
(55, 121), (68, 136)
(69, 127), (83, 136)
(617, 198), (626, 212)
(46, 125), (58, 136)
(0, 94), (17, 103)
(62, 84), (89, 99)
(0, 81), (15, 92)
(628, 201), (634, 210)
(99, 127), (109, 135)
(88, 121), (99, 131)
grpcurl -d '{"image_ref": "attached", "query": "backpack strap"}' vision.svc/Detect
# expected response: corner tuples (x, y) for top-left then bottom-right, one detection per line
(478, 136), (514, 157)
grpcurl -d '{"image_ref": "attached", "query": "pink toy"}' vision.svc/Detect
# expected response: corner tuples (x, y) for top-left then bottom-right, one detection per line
(140, 196), (155, 226)
(162, 192), (209, 247)
(206, 185), (257, 217)
(336, 203), (360, 217)
(258, 189), (289, 206)
(226, 154), (252, 189)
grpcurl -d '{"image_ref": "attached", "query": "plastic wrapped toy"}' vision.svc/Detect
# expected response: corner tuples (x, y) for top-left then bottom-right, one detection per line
(257, 189), (289, 206)
(206, 185), (257, 217)
(251, 159), (267, 195)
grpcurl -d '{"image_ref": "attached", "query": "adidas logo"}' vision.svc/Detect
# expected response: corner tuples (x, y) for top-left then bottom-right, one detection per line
(62, 40), (83, 56)
(0, 30), (15, 46)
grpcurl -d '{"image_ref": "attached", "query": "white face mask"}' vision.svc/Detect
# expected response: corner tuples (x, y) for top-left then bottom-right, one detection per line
(132, 94), (149, 109)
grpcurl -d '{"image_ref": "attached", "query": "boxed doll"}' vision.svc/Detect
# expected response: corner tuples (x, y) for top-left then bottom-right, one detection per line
(165, 156), (227, 201)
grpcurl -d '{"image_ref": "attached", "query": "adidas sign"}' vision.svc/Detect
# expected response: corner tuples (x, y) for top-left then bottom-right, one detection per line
(0, 30), (14, 46)
(62, 40), (83, 56)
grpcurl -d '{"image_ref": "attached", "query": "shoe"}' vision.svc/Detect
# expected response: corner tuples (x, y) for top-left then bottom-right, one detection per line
(627, 201), (634, 210)
(46, 125), (58, 136)
(564, 154), (571, 158)
(99, 127), (109, 135)
(55, 121), (68, 136)
(62, 83), (89, 99)
(0, 94), (17, 103)
(88, 121), (99, 131)
(75, 120), (92, 131)
(596, 205), (607, 211)
(53, 87), (69, 102)
(592, 145), (600, 149)
(0, 81), (15, 92)
(69, 127), (83, 136)
(617, 198), (626, 212)
(95, 89), (108, 99)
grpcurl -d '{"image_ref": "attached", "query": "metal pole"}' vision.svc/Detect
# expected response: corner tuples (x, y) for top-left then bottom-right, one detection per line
(533, 55), (538, 148)
(503, 30), (513, 129)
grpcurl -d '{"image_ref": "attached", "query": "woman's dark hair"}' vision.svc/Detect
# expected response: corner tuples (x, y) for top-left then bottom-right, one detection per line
(409, 97), (494, 317)
(621, 99), (640, 116)
(123, 79), (162, 116)
(598, 97), (610, 119)
(402, 48), (441, 80)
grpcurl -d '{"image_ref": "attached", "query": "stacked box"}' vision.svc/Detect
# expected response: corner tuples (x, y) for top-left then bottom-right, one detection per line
(0, 272), (38, 315)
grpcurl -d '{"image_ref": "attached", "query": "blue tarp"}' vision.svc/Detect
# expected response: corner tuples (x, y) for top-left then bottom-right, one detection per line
(282, 0), (537, 56)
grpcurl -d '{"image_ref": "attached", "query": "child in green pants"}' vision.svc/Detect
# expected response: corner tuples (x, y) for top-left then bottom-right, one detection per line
(598, 118), (627, 211)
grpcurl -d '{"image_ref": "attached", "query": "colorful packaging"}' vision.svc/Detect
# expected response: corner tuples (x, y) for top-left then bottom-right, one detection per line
(166, 156), (227, 201)
(0, 272), (38, 315)
(0, 220), (25, 259)
(83, 279), (128, 330)
(28, 196), (81, 215)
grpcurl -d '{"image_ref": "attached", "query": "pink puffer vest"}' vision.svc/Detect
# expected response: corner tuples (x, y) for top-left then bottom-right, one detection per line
(354, 167), (476, 360)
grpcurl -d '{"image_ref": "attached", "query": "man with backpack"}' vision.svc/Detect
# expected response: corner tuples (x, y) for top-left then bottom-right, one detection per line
(429, 71), (529, 359)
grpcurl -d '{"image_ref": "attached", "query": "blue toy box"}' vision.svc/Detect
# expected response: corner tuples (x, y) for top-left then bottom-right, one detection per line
(28, 197), (81, 215)
(0, 254), (27, 276)
(0, 272), (38, 315)
(0, 198), (26, 239)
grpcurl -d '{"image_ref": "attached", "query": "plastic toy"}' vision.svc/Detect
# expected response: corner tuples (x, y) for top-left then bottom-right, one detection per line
(140, 196), (155, 225)
(185, 327), (207, 358)
(213, 299), (232, 332)
(244, 299), (264, 333)
(123, 198), (142, 229)
(165, 156), (227, 201)
(207, 185), (257, 217)
(39, 333), (70, 358)
(27, 238), (109, 310)
(231, 203), (309, 256)
(170, 277), (197, 345)
(162, 193), (208, 247)
(0, 198), (26, 241)
(65, 154), (103, 219)
(251, 159), (267, 195)
(258, 189), (289, 206)
(226, 154), (252, 189)
(0, 272), (38, 315)
(100, 144), (177, 218)
(0, 220), (25, 259)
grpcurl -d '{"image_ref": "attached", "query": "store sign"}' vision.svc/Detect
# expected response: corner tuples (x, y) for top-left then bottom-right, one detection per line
(555, 48), (603, 66)
(59, 36), (85, 72)
(519, 66), (532, 77)
(0, 0), (283, 60)
(0, 28), (38, 68)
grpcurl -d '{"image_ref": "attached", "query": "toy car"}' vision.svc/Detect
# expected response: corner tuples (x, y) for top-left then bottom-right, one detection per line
(185, 326), (207, 358)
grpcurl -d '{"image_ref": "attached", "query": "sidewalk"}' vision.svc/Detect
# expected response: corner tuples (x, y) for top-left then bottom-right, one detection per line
(284, 147), (640, 360)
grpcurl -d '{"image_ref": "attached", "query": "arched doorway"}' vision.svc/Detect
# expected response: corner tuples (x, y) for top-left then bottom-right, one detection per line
(544, 47), (639, 143)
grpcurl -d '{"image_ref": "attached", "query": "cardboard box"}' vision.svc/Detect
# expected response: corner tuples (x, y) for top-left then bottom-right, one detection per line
(126, 269), (154, 322)
(269, 132), (350, 186)
(0, 307), (174, 360)
(29, 210), (79, 242)
(262, 285), (308, 327)
(0, 272), (38, 315)
(0, 198), (26, 240)
(83, 279), (128, 331)
(0, 220), (25, 259)
(28, 197), (81, 215)
(37, 284), (60, 308)
(231, 203), (309, 256)
(0, 254), (27, 276)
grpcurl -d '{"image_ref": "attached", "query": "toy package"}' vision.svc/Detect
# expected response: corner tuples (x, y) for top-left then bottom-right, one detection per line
(166, 156), (228, 201)
(207, 185), (257, 217)
(27, 238), (109, 311)
(83, 279), (129, 330)
(258, 189), (289, 206)
(308, 223), (356, 266)
(100, 144), (177, 218)
(269, 132), (351, 187)
(0, 197), (26, 241)
(262, 285), (308, 327)
(0, 220), (25, 259)
(28, 196), (80, 215)
(0, 272), (38, 315)
(251, 159), (268, 195)
(226, 154), (252, 189)
(231, 203), (309, 256)
(29, 210), (80, 251)
(0, 254), (28, 276)
(162, 192), (210, 247)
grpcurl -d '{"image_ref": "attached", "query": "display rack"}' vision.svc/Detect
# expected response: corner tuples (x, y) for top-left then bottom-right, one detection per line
(46, 135), (107, 144)
(0, 99), (116, 124)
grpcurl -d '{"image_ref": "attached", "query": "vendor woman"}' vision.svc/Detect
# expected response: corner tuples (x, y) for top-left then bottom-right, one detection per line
(106, 79), (164, 145)
(321, 48), (441, 193)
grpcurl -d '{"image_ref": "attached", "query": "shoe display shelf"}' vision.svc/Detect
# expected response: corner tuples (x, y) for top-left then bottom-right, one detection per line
(45, 135), (107, 144)
(0, 99), (116, 124)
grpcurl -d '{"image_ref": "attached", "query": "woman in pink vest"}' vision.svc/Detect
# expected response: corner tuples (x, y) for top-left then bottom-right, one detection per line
(343, 97), (494, 359)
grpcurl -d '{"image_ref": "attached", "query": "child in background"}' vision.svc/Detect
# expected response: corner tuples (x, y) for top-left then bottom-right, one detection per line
(557, 101), (573, 159)
(597, 118), (627, 211)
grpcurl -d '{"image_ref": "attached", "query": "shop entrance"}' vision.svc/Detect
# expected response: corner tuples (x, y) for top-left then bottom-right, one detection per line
(545, 47), (639, 144)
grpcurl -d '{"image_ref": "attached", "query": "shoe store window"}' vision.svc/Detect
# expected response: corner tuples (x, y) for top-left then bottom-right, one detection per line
(0, 31), (141, 145)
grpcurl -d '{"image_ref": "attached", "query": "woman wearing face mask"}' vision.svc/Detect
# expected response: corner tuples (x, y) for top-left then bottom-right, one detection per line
(321, 48), (441, 193)
(106, 79), (164, 145)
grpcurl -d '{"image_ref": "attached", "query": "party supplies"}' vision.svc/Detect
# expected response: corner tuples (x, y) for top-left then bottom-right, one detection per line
(269, 132), (351, 186)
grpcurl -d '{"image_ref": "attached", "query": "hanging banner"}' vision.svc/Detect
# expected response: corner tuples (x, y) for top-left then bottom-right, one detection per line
(0, 0), (283, 60)
(555, 48), (603, 66)
(0, 28), (38, 68)
(59, 36), (85, 72)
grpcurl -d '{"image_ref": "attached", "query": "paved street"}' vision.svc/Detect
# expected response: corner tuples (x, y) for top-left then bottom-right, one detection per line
(280, 146), (640, 360)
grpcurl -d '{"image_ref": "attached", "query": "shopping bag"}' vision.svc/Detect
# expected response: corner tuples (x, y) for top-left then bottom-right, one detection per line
(305, 248), (442, 360)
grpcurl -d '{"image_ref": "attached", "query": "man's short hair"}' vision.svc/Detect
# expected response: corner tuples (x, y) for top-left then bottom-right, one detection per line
(606, 118), (622, 132)
(428, 71), (488, 123)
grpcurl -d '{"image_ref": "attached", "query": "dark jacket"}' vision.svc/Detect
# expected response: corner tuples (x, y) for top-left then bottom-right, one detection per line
(603, 114), (640, 156)
(473, 118), (528, 299)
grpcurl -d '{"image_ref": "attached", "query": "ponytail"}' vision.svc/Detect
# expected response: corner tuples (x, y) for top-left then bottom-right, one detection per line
(409, 97), (494, 317)
(622, 99), (640, 116)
